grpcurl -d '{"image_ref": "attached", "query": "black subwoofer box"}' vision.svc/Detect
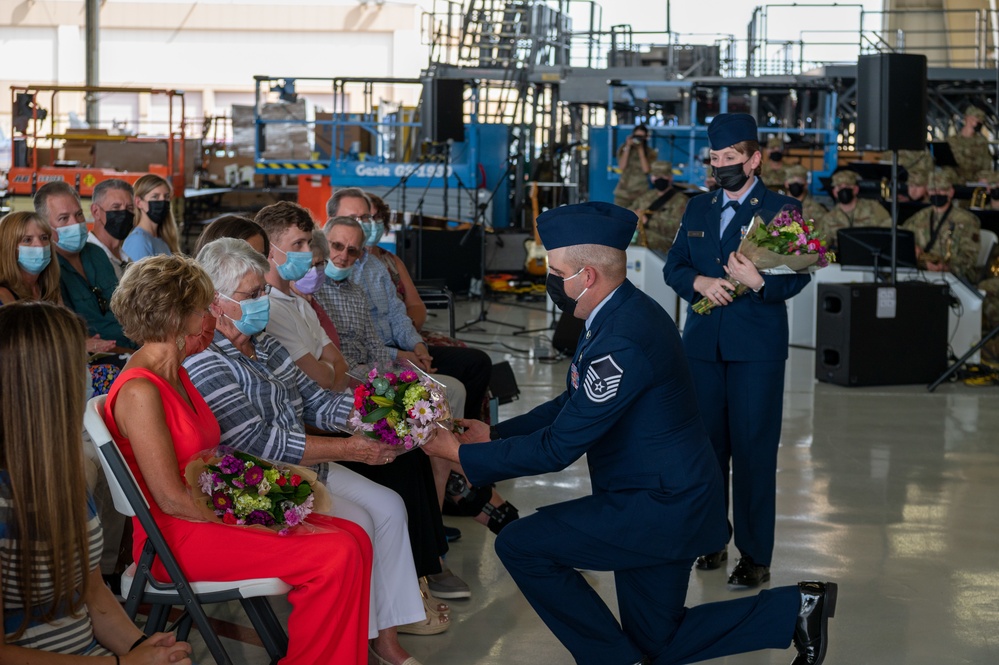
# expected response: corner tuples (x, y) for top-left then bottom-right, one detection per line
(815, 282), (949, 386)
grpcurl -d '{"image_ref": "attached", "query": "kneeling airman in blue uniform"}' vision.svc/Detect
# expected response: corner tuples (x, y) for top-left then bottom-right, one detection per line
(424, 201), (836, 665)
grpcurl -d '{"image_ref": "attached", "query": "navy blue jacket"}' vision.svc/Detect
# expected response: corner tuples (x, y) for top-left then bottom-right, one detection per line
(664, 179), (810, 362)
(460, 280), (728, 559)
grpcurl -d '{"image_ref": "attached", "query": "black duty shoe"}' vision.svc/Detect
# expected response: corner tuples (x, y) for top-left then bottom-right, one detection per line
(790, 581), (838, 665)
(695, 549), (728, 570)
(727, 555), (771, 588)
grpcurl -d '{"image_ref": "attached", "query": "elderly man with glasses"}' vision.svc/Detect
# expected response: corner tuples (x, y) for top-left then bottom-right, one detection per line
(33, 180), (136, 351)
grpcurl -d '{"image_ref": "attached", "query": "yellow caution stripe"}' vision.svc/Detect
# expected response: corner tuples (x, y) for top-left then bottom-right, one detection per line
(255, 161), (327, 170)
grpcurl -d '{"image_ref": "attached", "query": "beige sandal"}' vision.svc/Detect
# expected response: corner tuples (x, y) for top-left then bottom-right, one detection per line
(419, 576), (450, 615)
(368, 645), (423, 665)
(396, 603), (449, 636)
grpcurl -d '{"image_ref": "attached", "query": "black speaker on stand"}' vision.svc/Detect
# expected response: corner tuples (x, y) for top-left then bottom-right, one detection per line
(421, 79), (465, 144)
(856, 53), (928, 152)
(855, 53), (928, 284)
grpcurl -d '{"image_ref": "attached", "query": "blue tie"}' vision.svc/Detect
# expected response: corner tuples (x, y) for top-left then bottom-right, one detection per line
(720, 200), (740, 235)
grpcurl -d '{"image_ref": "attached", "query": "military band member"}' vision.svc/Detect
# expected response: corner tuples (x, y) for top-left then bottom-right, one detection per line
(630, 160), (688, 253)
(760, 136), (787, 187)
(904, 170), (981, 284)
(816, 169), (891, 249)
(783, 165), (828, 223)
(947, 106), (993, 183)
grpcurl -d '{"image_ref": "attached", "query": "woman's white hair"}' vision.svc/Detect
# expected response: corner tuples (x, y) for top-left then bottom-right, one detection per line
(311, 228), (330, 261)
(196, 237), (270, 295)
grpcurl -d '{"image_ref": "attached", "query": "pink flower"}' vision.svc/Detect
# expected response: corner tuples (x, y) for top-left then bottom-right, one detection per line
(385, 372), (398, 385)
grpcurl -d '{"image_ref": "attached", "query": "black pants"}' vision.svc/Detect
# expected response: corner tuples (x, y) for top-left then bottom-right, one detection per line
(428, 345), (492, 419)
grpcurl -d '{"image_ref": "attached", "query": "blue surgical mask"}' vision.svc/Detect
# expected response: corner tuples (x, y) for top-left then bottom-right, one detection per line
(219, 292), (271, 336)
(272, 244), (313, 282)
(55, 222), (89, 253)
(18, 245), (51, 275)
(362, 221), (386, 247)
(324, 261), (354, 281)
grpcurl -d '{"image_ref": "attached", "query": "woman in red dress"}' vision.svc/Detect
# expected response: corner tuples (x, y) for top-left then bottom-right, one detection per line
(106, 254), (372, 664)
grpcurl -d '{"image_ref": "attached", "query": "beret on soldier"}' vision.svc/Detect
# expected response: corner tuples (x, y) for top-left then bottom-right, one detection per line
(708, 113), (758, 150)
(537, 202), (637, 251)
(785, 164), (808, 181)
(831, 169), (859, 187)
(966, 106), (987, 122)
(650, 160), (673, 176)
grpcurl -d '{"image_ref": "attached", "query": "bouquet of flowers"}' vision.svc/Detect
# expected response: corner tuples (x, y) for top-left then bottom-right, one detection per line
(692, 206), (835, 315)
(184, 448), (332, 536)
(348, 363), (452, 450)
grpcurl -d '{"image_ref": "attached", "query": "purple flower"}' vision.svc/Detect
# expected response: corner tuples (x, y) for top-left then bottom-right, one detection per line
(218, 455), (243, 474)
(244, 465), (264, 486)
(211, 491), (232, 512)
(399, 370), (418, 383)
(245, 510), (275, 526)
(284, 508), (303, 527)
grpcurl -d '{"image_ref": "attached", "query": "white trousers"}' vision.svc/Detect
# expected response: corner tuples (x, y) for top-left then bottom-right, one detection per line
(324, 463), (425, 636)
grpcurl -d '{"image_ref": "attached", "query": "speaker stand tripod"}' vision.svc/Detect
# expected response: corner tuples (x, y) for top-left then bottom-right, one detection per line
(928, 323), (999, 392)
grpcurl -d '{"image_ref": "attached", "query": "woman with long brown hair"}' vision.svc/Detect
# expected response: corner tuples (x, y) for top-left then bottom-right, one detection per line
(123, 174), (180, 260)
(0, 301), (192, 663)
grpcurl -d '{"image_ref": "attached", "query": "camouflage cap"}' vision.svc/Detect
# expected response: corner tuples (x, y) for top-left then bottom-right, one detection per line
(977, 170), (999, 185)
(906, 169), (929, 187)
(966, 105), (987, 122)
(928, 169), (953, 190)
(785, 164), (808, 181)
(766, 136), (784, 150)
(650, 160), (673, 177)
(831, 169), (859, 187)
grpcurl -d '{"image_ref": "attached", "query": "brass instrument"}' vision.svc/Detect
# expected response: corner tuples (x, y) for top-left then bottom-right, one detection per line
(633, 210), (652, 247)
(971, 187), (988, 209)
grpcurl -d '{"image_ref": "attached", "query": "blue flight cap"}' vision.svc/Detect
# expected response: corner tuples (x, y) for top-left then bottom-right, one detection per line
(537, 202), (637, 251)
(708, 113), (758, 150)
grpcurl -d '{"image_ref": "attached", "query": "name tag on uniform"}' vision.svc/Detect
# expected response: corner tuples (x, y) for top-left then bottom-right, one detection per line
(687, 230), (705, 238)
(570, 362), (579, 390)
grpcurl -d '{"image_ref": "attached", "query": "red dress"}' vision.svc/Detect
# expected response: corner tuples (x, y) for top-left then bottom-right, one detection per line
(105, 367), (371, 664)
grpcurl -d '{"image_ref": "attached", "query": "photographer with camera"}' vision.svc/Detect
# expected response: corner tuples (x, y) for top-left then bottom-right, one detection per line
(614, 123), (658, 207)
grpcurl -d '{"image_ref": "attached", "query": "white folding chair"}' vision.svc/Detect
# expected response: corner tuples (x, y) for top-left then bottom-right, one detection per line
(84, 396), (292, 665)
(977, 229), (997, 276)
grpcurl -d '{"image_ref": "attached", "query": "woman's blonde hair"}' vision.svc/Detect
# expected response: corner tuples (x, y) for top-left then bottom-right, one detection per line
(0, 211), (61, 302)
(134, 174), (180, 254)
(111, 254), (214, 343)
(0, 302), (91, 638)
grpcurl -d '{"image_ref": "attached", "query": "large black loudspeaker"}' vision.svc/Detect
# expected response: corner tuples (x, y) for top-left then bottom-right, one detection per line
(399, 226), (480, 294)
(422, 79), (465, 144)
(815, 283), (949, 386)
(856, 53), (928, 151)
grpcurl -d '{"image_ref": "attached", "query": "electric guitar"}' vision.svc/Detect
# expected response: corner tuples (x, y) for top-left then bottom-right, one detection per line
(523, 182), (548, 276)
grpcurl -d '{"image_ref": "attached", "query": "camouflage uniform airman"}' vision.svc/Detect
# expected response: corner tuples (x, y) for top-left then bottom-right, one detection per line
(816, 170), (891, 246)
(947, 106), (993, 183)
(974, 169), (999, 210)
(905, 169), (929, 203)
(783, 164), (828, 223)
(760, 136), (786, 187)
(978, 277), (999, 363)
(614, 138), (658, 208)
(904, 170), (981, 284)
(630, 160), (688, 253)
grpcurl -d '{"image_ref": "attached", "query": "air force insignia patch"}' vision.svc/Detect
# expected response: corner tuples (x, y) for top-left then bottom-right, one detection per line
(583, 354), (623, 403)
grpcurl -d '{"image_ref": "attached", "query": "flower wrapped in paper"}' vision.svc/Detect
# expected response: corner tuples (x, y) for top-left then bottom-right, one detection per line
(693, 206), (836, 315)
(348, 361), (453, 450)
(184, 448), (332, 536)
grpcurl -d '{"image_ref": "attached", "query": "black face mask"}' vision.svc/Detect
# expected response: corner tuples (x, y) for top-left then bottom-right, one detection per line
(713, 162), (751, 193)
(104, 209), (135, 241)
(653, 178), (671, 191)
(546, 269), (585, 316)
(930, 193), (950, 208)
(787, 182), (806, 198)
(836, 189), (855, 205)
(973, 123), (983, 133)
(769, 151), (784, 162)
(989, 189), (999, 201)
(146, 200), (171, 225)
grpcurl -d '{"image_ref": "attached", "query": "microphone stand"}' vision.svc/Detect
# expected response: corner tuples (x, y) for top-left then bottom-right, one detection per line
(456, 159), (524, 333)
(386, 156), (427, 270)
(411, 148), (440, 282)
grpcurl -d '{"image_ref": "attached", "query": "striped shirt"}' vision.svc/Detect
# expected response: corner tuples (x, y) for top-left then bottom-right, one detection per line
(183, 331), (353, 483)
(349, 252), (424, 351)
(313, 278), (397, 369)
(1, 475), (110, 655)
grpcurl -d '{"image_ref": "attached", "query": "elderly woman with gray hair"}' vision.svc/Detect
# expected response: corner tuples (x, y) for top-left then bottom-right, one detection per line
(184, 237), (445, 665)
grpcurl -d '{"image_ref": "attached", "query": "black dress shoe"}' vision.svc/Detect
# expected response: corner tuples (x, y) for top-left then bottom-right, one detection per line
(726, 555), (770, 588)
(695, 549), (728, 570)
(790, 581), (838, 665)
